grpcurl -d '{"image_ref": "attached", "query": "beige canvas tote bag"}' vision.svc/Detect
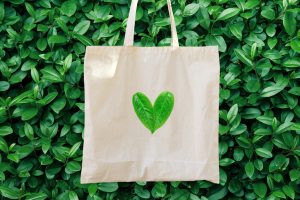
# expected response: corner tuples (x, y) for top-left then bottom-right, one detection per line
(81, 0), (220, 184)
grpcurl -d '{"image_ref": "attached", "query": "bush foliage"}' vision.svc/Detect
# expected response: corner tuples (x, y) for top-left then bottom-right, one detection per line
(0, 0), (300, 199)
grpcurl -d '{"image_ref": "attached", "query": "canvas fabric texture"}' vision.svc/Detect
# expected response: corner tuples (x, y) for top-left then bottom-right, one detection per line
(81, 0), (220, 184)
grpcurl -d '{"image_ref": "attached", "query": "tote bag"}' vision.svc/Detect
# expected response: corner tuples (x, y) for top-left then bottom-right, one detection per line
(81, 0), (220, 184)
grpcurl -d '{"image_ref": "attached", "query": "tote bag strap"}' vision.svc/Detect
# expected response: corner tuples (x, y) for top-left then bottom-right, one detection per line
(124, 0), (179, 47)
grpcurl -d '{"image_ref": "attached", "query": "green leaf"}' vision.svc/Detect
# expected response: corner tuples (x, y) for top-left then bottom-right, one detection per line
(88, 184), (97, 197)
(48, 35), (67, 44)
(245, 161), (255, 178)
(219, 158), (235, 166)
(254, 128), (271, 136)
(24, 122), (34, 140)
(68, 142), (81, 157)
(21, 60), (37, 71)
(41, 67), (64, 82)
(169, 189), (190, 200)
(73, 33), (93, 45)
(266, 24), (276, 37)
(196, 7), (210, 30)
(0, 81), (10, 92)
(151, 183), (167, 198)
(73, 20), (90, 35)
(37, 92), (58, 105)
(216, 8), (240, 21)
(261, 78), (289, 97)
(291, 39), (300, 53)
(255, 148), (273, 158)
(289, 169), (300, 181)
(37, 38), (47, 51)
(132, 92), (155, 133)
(253, 183), (267, 198)
(268, 38), (277, 49)
(92, 5), (111, 21)
(50, 97), (66, 114)
(61, 0), (77, 17)
(244, 0), (259, 9)
(228, 179), (241, 193)
(155, 18), (171, 27)
(55, 18), (69, 33)
(282, 185), (295, 199)
(261, 7), (275, 20)
(227, 104), (238, 124)
(132, 91), (174, 134)
(205, 35), (227, 52)
(245, 79), (260, 92)
(63, 54), (72, 71)
(183, 3), (200, 17)
(68, 191), (78, 200)
(10, 71), (27, 84)
(134, 185), (150, 199)
(229, 22), (244, 40)
(234, 49), (253, 66)
(0, 2), (4, 21)
(0, 186), (19, 199)
(0, 137), (8, 153)
(21, 106), (39, 121)
(7, 153), (20, 163)
(25, 3), (35, 17)
(269, 154), (288, 172)
(31, 68), (39, 83)
(207, 186), (227, 199)
(273, 190), (286, 198)
(98, 183), (118, 193)
(9, 90), (34, 106)
(283, 58), (300, 68)
(103, 0), (127, 3)
(283, 11), (296, 36)
(0, 126), (13, 136)
(25, 193), (47, 200)
(153, 91), (175, 131)
(275, 121), (294, 134)
(136, 181), (147, 186)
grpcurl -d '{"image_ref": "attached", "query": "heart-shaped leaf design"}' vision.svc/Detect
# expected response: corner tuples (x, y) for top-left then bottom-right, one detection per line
(132, 91), (174, 134)
(132, 92), (155, 132)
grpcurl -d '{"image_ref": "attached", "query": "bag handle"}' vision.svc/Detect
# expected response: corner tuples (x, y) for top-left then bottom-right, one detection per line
(124, 0), (179, 47)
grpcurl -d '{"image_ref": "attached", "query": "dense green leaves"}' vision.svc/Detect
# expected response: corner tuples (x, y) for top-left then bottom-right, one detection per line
(0, 0), (299, 199)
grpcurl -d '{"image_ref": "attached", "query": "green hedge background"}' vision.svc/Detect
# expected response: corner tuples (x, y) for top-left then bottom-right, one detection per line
(0, 0), (300, 199)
